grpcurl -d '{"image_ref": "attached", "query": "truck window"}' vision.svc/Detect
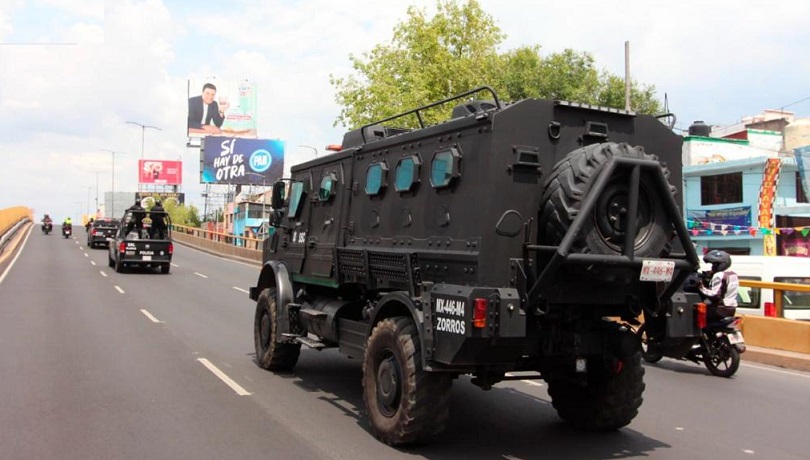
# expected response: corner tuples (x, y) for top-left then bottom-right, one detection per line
(395, 155), (421, 192)
(365, 162), (388, 196)
(288, 181), (305, 218)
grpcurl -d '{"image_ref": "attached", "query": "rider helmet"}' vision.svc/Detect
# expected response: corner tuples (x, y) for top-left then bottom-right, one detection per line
(703, 250), (731, 272)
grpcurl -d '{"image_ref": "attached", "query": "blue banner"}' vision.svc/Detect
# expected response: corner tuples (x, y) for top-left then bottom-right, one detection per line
(687, 206), (752, 230)
(202, 137), (285, 185)
(795, 146), (810, 201)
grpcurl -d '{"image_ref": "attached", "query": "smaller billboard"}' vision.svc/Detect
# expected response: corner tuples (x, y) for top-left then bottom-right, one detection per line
(139, 160), (182, 185)
(136, 192), (185, 207)
(201, 137), (285, 185)
(187, 78), (258, 139)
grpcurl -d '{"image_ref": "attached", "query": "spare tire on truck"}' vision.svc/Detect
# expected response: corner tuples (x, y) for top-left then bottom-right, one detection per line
(538, 142), (676, 258)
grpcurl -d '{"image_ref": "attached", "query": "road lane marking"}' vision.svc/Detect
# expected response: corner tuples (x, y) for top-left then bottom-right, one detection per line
(194, 272), (208, 279)
(140, 309), (164, 323)
(84, 253), (88, 257)
(0, 225), (32, 285)
(91, 261), (96, 266)
(100, 271), (107, 277)
(741, 362), (810, 379)
(197, 358), (252, 396)
(233, 287), (249, 294)
(171, 263), (178, 267)
(114, 286), (125, 294)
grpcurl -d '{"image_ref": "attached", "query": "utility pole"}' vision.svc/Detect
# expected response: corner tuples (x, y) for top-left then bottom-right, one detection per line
(125, 121), (162, 159)
(299, 144), (318, 159)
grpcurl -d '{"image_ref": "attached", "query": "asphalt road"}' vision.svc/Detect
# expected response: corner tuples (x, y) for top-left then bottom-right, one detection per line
(1, 225), (809, 460)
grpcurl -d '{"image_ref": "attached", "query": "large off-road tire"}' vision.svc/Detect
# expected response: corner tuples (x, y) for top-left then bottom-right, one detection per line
(548, 352), (645, 431)
(362, 317), (452, 446)
(114, 257), (124, 273)
(637, 324), (664, 364)
(703, 336), (740, 378)
(254, 287), (300, 371)
(538, 142), (676, 257)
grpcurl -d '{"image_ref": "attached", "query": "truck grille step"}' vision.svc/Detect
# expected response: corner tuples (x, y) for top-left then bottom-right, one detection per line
(295, 335), (327, 349)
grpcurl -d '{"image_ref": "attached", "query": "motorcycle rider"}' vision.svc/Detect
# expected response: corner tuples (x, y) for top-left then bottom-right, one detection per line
(42, 214), (53, 233)
(699, 250), (739, 322)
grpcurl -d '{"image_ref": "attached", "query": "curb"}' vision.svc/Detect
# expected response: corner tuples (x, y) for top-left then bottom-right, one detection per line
(742, 345), (810, 372)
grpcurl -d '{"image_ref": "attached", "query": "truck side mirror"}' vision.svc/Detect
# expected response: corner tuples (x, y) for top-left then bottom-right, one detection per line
(271, 181), (286, 209)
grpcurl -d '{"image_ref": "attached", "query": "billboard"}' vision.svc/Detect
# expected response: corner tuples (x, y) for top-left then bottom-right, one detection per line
(136, 192), (185, 207)
(201, 137), (285, 185)
(187, 78), (258, 139)
(138, 160), (182, 185)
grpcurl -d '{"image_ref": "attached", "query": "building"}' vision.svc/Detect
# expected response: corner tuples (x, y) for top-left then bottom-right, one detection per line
(682, 114), (810, 256)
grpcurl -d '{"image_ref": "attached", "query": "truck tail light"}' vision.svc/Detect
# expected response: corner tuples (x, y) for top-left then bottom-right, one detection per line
(118, 242), (126, 253)
(764, 302), (776, 317)
(91, 228), (97, 236)
(472, 298), (487, 328)
(695, 303), (707, 329)
(168, 243), (174, 255)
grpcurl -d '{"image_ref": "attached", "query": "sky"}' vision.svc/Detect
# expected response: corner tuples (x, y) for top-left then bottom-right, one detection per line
(2, 0), (810, 221)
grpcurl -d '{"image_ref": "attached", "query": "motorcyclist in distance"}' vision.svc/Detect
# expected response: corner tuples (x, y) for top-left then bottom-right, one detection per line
(699, 250), (739, 322)
(42, 214), (52, 232)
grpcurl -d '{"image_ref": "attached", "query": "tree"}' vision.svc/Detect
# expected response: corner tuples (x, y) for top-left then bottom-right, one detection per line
(331, 0), (662, 128)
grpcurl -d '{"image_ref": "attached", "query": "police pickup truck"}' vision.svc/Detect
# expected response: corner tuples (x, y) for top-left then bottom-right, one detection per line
(107, 209), (173, 274)
(86, 218), (120, 248)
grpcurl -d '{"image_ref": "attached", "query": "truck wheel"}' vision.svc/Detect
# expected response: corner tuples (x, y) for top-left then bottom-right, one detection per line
(548, 352), (645, 431)
(114, 258), (124, 273)
(539, 142), (675, 258)
(108, 254), (114, 268)
(160, 264), (170, 274)
(362, 317), (452, 446)
(254, 287), (300, 371)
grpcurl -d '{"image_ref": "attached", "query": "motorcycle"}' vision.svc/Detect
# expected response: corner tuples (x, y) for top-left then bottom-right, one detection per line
(42, 221), (53, 234)
(62, 225), (72, 239)
(639, 315), (745, 378)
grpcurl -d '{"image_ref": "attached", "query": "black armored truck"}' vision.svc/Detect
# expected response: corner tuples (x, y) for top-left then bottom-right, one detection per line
(250, 87), (702, 445)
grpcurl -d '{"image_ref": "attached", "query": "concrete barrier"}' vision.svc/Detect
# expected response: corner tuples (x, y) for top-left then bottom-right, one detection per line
(740, 315), (810, 354)
(171, 229), (261, 264)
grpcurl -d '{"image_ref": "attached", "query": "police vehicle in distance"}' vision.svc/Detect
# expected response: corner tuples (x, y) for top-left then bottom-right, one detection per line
(249, 86), (702, 445)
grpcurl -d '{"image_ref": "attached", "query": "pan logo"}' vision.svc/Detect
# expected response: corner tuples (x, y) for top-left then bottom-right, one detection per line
(249, 149), (272, 173)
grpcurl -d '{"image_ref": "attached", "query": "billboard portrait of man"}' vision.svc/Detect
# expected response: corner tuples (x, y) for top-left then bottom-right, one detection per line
(188, 82), (230, 136)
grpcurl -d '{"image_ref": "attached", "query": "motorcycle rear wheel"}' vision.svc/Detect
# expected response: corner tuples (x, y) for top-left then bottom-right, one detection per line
(703, 337), (740, 377)
(637, 324), (663, 364)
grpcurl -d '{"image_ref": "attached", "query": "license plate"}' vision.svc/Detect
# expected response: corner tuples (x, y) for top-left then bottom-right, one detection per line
(640, 260), (675, 282)
(142, 255), (152, 261)
(727, 331), (744, 345)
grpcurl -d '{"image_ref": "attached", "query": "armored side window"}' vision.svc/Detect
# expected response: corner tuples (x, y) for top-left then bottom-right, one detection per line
(288, 181), (305, 218)
(430, 148), (462, 188)
(318, 173), (337, 202)
(394, 155), (422, 193)
(365, 162), (389, 196)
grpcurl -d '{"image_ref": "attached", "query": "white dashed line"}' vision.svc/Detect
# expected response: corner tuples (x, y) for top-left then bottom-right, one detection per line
(194, 272), (208, 279)
(114, 286), (125, 294)
(84, 253), (88, 258)
(171, 263), (178, 267)
(91, 261), (96, 266)
(676, 427), (685, 431)
(140, 309), (164, 323)
(197, 358), (252, 396)
(233, 287), (249, 294)
(743, 449), (755, 455)
(100, 271), (107, 277)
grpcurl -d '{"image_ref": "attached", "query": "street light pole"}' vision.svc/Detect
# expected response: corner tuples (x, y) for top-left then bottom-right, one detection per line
(299, 144), (318, 159)
(101, 149), (126, 217)
(95, 171), (106, 215)
(125, 121), (162, 159)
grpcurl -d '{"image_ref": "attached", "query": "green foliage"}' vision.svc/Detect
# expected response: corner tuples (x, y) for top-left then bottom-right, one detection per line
(144, 200), (201, 228)
(331, 0), (662, 128)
